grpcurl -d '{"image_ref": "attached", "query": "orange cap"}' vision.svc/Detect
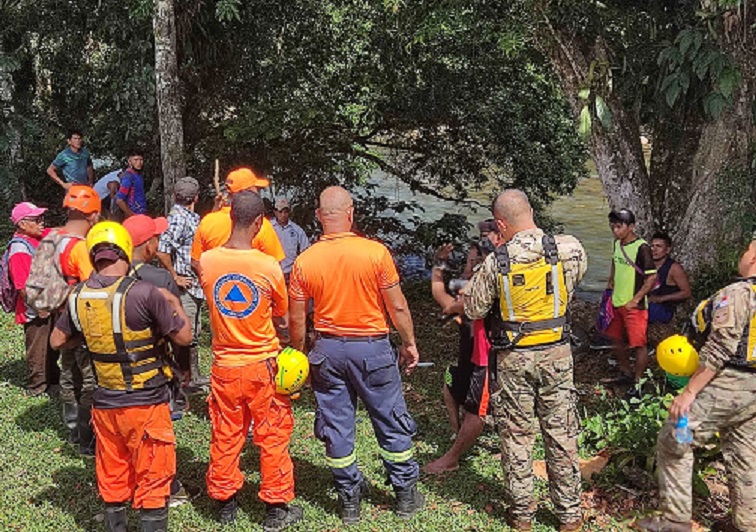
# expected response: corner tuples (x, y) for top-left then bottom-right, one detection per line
(63, 185), (102, 214)
(225, 167), (270, 193)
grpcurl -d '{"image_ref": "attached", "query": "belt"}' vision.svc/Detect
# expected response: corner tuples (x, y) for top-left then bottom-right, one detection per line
(316, 332), (389, 342)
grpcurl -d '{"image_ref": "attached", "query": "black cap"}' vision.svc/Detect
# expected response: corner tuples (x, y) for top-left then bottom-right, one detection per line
(608, 209), (635, 225)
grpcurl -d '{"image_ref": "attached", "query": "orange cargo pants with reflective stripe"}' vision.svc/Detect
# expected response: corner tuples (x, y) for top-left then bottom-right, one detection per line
(91, 402), (176, 509)
(206, 360), (295, 503)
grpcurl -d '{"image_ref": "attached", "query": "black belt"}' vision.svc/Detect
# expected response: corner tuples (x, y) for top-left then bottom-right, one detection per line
(316, 332), (389, 342)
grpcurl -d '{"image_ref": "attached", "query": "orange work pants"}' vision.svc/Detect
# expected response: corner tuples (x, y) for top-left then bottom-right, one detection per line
(92, 402), (176, 509)
(206, 360), (295, 503)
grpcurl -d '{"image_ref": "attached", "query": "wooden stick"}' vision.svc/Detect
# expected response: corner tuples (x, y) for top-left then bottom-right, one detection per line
(213, 159), (220, 195)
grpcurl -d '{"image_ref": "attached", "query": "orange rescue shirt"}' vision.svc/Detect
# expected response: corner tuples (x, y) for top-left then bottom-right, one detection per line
(200, 247), (288, 366)
(289, 232), (399, 336)
(191, 207), (285, 262)
(62, 238), (93, 282)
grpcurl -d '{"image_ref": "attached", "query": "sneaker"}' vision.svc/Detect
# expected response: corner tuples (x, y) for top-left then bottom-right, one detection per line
(262, 504), (303, 532)
(219, 495), (238, 525)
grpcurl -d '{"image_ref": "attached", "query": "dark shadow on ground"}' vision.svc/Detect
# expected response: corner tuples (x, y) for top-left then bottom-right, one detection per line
(34, 464), (101, 531)
(0, 358), (27, 388)
(15, 396), (70, 443)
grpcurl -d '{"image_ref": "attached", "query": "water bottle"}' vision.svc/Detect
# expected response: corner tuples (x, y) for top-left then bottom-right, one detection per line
(674, 415), (693, 445)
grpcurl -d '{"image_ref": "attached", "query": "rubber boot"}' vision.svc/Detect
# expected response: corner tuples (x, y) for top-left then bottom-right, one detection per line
(141, 506), (168, 532)
(63, 402), (79, 445)
(394, 482), (425, 520)
(104, 503), (128, 532)
(187, 346), (209, 393)
(77, 403), (96, 457)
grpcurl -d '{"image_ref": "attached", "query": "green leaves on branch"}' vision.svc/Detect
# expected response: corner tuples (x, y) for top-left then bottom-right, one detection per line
(657, 28), (741, 118)
(216, 0), (241, 21)
(576, 89), (612, 139)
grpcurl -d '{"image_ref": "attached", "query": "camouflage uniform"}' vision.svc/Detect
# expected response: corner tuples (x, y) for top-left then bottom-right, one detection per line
(464, 228), (587, 524)
(655, 281), (756, 531)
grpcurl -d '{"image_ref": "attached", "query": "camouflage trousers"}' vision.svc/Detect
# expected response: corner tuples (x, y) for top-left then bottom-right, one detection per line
(490, 343), (582, 523)
(656, 367), (756, 531)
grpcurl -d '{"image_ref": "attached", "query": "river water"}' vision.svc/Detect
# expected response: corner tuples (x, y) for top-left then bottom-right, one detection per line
(370, 175), (611, 298)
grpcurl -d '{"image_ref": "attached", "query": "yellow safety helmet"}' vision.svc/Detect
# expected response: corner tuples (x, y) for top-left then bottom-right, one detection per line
(276, 347), (310, 395)
(656, 334), (699, 377)
(86, 221), (133, 263)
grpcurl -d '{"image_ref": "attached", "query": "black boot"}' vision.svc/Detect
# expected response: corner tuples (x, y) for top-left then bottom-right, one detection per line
(218, 495), (238, 525)
(337, 480), (370, 525)
(395, 482), (425, 520)
(77, 403), (96, 457)
(189, 347), (210, 387)
(63, 402), (79, 445)
(262, 503), (303, 532)
(140, 506), (168, 532)
(104, 503), (128, 532)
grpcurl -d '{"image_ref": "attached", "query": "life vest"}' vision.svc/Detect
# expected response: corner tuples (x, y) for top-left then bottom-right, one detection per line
(67, 276), (172, 391)
(485, 234), (568, 349)
(692, 278), (756, 370)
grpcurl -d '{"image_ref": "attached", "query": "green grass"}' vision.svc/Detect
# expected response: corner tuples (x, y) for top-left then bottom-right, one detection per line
(0, 282), (629, 531)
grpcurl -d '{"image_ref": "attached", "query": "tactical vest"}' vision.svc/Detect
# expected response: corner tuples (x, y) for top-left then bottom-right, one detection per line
(485, 235), (568, 349)
(68, 276), (172, 391)
(692, 278), (756, 370)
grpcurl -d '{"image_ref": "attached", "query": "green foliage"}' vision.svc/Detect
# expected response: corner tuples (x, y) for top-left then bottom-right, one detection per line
(580, 377), (673, 472)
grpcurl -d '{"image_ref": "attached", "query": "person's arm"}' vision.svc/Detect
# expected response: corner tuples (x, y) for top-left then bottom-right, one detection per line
(463, 253), (498, 320)
(607, 259), (614, 290)
(50, 308), (83, 350)
(289, 299), (307, 352)
(431, 244), (455, 310)
(626, 273), (657, 310)
(116, 174), (135, 218)
(381, 284), (419, 374)
(47, 164), (70, 190)
(668, 366), (717, 422)
(156, 288), (192, 346)
(461, 245), (479, 280)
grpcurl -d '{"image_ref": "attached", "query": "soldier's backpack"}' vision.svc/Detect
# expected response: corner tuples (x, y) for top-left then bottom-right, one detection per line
(0, 237), (34, 312)
(25, 229), (84, 314)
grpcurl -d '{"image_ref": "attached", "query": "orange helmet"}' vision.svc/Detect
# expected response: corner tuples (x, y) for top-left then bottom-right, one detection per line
(63, 185), (101, 214)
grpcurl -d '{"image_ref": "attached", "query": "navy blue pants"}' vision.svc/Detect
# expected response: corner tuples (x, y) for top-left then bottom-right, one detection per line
(309, 336), (419, 495)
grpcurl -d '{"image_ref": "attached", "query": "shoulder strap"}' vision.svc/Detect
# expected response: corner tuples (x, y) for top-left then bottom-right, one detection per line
(128, 263), (145, 279)
(495, 244), (511, 275)
(67, 282), (88, 333)
(617, 240), (646, 276)
(542, 234), (558, 265)
(8, 237), (34, 254)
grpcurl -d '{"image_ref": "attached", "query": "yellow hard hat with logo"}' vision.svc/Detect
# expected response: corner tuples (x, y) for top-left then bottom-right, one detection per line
(656, 334), (699, 377)
(276, 347), (310, 396)
(86, 221), (133, 263)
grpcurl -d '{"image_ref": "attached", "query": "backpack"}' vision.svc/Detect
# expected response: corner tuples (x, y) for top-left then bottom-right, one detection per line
(0, 237), (34, 312)
(25, 229), (84, 314)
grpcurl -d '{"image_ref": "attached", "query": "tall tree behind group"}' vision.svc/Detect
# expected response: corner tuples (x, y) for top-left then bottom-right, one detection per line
(153, 0), (185, 214)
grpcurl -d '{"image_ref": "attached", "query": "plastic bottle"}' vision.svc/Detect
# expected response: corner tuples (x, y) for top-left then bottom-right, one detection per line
(674, 414), (693, 445)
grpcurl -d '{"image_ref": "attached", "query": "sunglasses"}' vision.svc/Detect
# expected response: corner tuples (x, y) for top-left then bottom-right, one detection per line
(22, 216), (44, 224)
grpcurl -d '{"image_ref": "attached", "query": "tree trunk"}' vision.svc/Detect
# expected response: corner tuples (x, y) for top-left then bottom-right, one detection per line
(153, 0), (185, 214)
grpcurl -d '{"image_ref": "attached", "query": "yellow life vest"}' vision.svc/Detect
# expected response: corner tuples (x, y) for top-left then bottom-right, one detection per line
(692, 280), (756, 370)
(486, 234), (568, 348)
(68, 276), (172, 391)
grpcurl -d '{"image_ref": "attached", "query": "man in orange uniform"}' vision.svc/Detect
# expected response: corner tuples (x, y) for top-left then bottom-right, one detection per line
(200, 190), (302, 531)
(289, 186), (423, 524)
(50, 221), (192, 531)
(191, 167), (284, 275)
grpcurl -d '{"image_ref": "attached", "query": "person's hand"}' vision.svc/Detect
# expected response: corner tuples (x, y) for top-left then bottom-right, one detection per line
(434, 243), (454, 262)
(399, 344), (420, 375)
(625, 299), (639, 311)
(174, 275), (193, 289)
(212, 192), (225, 212)
(648, 295), (661, 304)
(669, 388), (696, 423)
(61, 182), (73, 191)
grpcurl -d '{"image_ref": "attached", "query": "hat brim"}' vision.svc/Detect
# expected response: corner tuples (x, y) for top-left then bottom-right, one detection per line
(92, 248), (121, 263)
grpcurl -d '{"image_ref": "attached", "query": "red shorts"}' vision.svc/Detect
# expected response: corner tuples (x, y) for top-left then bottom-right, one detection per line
(605, 306), (648, 348)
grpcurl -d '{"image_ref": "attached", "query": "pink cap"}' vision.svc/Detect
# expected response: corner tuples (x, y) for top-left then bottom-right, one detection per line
(10, 202), (47, 225)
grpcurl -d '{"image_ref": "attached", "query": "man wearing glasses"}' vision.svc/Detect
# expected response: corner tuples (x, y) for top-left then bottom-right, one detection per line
(271, 198), (309, 284)
(6, 202), (57, 396)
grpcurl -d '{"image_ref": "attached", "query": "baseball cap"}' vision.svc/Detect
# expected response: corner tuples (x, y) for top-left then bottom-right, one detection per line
(92, 248), (122, 264)
(275, 198), (290, 211)
(174, 177), (199, 201)
(122, 214), (169, 247)
(225, 167), (270, 193)
(608, 208), (636, 225)
(478, 219), (497, 234)
(10, 202), (47, 225)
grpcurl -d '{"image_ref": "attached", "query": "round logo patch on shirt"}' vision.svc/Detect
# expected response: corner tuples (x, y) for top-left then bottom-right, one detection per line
(213, 273), (260, 319)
